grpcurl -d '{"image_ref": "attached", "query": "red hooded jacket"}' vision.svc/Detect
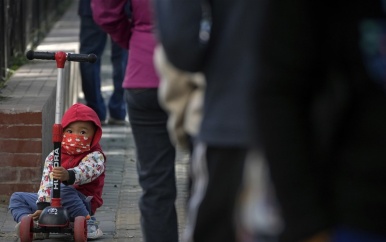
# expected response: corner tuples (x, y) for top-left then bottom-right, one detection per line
(60, 103), (105, 214)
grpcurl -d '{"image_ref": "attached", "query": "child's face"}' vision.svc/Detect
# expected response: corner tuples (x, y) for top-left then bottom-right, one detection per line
(63, 121), (96, 139)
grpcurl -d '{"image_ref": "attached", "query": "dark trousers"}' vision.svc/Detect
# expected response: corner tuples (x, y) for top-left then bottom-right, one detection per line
(185, 143), (247, 242)
(125, 88), (178, 242)
(79, 15), (128, 121)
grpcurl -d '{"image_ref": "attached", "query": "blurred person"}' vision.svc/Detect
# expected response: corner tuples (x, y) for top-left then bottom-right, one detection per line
(78, 0), (128, 125)
(91, 0), (179, 241)
(153, 0), (264, 241)
(254, 0), (386, 241)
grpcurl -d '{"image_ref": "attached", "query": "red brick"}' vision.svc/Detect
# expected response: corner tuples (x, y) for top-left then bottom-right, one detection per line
(0, 167), (41, 184)
(19, 167), (42, 183)
(0, 153), (42, 167)
(0, 112), (41, 124)
(0, 167), (18, 183)
(0, 139), (41, 153)
(0, 124), (41, 139)
(0, 184), (39, 197)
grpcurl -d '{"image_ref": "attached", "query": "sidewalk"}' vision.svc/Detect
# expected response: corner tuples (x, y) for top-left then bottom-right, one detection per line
(0, 124), (189, 242)
(0, 0), (189, 241)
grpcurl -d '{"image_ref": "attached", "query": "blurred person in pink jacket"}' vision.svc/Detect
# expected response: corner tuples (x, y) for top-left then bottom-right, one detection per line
(91, 1), (178, 241)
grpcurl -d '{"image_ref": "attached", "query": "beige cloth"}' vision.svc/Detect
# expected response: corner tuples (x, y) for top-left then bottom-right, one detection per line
(154, 45), (205, 150)
(236, 150), (283, 239)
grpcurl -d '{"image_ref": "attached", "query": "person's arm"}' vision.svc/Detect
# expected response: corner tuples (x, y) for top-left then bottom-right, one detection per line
(91, 0), (131, 49)
(152, 0), (206, 72)
(36, 151), (55, 210)
(63, 151), (105, 185)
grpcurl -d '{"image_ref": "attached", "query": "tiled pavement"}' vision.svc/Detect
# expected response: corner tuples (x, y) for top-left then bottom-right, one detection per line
(0, 0), (189, 241)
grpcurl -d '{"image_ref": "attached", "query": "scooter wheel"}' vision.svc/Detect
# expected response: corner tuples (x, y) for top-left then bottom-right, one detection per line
(19, 216), (33, 242)
(73, 216), (87, 242)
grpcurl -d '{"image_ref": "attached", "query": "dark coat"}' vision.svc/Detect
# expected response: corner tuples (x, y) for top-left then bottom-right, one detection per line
(255, 0), (386, 241)
(154, 0), (264, 146)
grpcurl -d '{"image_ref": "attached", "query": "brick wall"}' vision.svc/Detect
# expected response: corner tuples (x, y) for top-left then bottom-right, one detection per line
(0, 62), (76, 204)
(0, 0), (80, 205)
(0, 112), (43, 201)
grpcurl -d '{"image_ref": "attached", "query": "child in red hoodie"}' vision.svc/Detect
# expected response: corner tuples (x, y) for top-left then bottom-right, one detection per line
(9, 103), (106, 239)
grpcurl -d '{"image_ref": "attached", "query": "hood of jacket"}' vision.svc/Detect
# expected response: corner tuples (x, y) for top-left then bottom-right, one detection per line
(61, 103), (104, 167)
(61, 103), (102, 150)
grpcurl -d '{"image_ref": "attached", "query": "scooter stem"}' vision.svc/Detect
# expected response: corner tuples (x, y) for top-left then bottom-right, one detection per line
(51, 51), (66, 202)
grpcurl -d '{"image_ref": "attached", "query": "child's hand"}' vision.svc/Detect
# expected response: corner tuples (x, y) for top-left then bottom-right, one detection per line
(30, 210), (42, 221)
(52, 167), (70, 181)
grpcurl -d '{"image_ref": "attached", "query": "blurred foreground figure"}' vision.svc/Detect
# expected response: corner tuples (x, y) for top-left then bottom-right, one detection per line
(255, 0), (386, 241)
(154, 0), (264, 241)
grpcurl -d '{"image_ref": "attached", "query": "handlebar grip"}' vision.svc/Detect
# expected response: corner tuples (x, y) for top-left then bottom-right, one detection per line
(67, 53), (97, 63)
(26, 50), (97, 63)
(26, 50), (55, 60)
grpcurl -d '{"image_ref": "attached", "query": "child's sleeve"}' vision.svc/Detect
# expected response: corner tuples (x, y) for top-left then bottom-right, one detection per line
(64, 151), (105, 185)
(36, 151), (54, 210)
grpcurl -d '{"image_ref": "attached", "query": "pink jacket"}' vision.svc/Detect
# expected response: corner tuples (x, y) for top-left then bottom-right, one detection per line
(91, 0), (159, 88)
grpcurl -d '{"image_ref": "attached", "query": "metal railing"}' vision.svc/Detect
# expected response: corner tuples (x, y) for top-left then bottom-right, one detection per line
(0, 0), (73, 86)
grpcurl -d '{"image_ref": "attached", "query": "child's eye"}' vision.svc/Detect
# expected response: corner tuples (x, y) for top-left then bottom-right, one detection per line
(65, 130), (72, 133)
(80, 131), (86, 135)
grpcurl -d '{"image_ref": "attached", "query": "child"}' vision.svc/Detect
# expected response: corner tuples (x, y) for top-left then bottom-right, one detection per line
(8, 103), (106, 240)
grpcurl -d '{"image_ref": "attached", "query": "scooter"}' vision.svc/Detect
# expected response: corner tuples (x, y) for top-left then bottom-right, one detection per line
(19, 50), (97, 242)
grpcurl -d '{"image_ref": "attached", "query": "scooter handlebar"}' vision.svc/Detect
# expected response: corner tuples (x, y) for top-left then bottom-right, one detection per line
(67, 53), (97, 63)
(26, 50), (97, 63)
(26, 50), (55, 60)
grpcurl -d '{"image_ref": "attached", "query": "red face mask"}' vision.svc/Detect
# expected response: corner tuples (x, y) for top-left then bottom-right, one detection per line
(61, 133), (92, 155)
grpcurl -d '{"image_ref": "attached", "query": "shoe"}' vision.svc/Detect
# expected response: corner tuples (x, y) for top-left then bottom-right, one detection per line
(87, 217), (103, 240)
(15, 221), (20, 237)
(107, 117), (129, 126)
(15, 220), (49, 240)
